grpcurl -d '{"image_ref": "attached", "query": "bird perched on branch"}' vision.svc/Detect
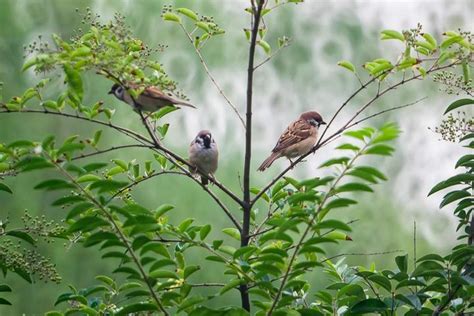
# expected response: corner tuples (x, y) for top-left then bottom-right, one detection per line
(189, 130), (218, 185)
(258, 111), (326, 171)
(108, 83), (196, 112)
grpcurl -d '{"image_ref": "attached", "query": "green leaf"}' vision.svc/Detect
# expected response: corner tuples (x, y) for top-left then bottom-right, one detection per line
(189, 306), (249, 316)
(444, 98), (473, 114)
(177, 295), (205, 313)
(67, 202), (94, 220)
(63, 64), (83, 102)
(68, 216), (110, 233)
(115, 303), (158, 316)
(222, 228), (241, 241)
(57, 143), (85, 155)
(0, 298), (11, 305)
(381, 30), (405, 41)
(184, 265), (200, 279)
(178, 218), (194, 232)
(89, 180), (128, 193)
(34, 179), (75, 191)
(337, 60), (355, 72)
(163, 12), (181, 23)
(364, 144), (394, 156)
(0, 284), (12, 292)
(76, 174), (101, 183)
(52, 195), (86, 206)
(440, 190), (470, 208)
(0, 183), (12, 194)
(335, 182), (373, 193)
(456, 154), (474, 168)
(367, 274), (392, 292)
(325, 198), (357, 210)
(200, 224), (211, 240)
(5, 231), (35, 245)
(440, 35), (464, 49)
(395, 254), (408, 273)
(141, 243), (170, 258)
(149, 270), (178, 279)
(176, 8), (198, 21)
(428, 173), (474, 195)
(319, 157), (350, 168)
(258, 40), (271, 55)
(422, 33), (437, 47)
(350, 298), (388, 313)
(71, 46), (91, 58)
(336, 143), (360, 151)
(220, 278), (242, 295)
(314, 219), (352, 232)
(155, 204), (174, 217)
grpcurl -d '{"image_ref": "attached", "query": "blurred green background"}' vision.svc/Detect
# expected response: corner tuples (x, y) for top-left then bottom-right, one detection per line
(0, 0), (472, 314)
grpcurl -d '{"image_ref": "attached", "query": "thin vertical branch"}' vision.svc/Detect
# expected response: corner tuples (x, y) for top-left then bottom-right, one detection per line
(240, 0), (265, 312)
(178, 24), (246, 129)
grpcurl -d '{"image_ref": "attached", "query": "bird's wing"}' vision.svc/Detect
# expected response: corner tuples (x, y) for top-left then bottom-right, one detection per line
(272, 119), (313, 152)
(142, 86), (195, 108)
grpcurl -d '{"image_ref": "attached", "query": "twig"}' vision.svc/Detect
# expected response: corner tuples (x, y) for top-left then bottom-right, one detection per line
(320, 250), (404, 263)
(345, 97), (428, 130)
(71, 144), (154, 161)
(254, 40), (290, 70)
(106, 170), (186, 203)
(0, 109), (153, 146)
(178, 24), (246, 129)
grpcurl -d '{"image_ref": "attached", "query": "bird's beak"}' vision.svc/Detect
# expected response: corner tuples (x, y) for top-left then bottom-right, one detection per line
(321, 121), (327, 125)
(108, 89), (113, 95)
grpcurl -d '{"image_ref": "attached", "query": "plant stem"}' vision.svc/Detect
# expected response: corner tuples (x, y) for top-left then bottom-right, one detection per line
(241, 0), (265, 312)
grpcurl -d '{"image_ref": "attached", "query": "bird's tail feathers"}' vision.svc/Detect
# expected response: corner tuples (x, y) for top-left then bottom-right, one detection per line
(175, 100), (196, 109)
(257, 152), (281, 171)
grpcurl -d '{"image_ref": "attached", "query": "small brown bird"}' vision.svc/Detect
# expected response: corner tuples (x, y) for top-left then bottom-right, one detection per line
(189, 130), (218, 185)
(108, 83), (196, 112)
(258, 111), (326, 171)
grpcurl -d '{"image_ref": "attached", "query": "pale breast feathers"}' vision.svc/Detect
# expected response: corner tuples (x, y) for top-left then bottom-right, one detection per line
(272, 120), (313, 153)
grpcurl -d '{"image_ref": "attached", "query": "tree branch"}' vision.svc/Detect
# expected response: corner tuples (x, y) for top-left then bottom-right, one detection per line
(71, 144), (154, 161)
(178, 23), (246, 129)
(240, 0), (266, 312)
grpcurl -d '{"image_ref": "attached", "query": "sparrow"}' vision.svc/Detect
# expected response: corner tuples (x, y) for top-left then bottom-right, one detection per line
(108, 83), (196, 112)
(257, 111), (326, 171)
(189, 130), (218, 185)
